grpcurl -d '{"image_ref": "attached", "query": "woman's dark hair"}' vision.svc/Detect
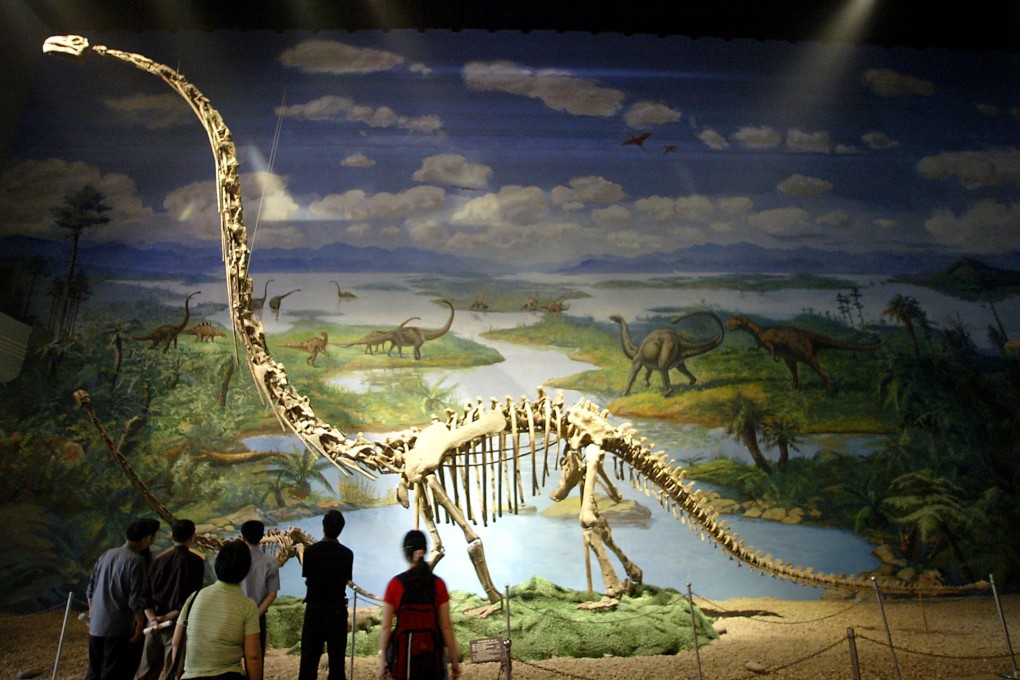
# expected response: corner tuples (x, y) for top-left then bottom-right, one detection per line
(215, 539), (252, 584)
(402, 530), (431, 575)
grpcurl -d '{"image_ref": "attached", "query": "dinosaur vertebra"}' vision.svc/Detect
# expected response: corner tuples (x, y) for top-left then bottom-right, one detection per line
(610, 311), (725, 396)
(388, 299), (454, 360)
(726, 315), (885, 395)
(279, 331), (329, 366)
(184, 321), (226, 342)
(49, 35), (987, 608)
(132, 291), (200, 352)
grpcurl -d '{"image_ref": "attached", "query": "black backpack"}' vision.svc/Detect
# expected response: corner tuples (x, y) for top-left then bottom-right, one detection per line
(386, 570), (444, 680)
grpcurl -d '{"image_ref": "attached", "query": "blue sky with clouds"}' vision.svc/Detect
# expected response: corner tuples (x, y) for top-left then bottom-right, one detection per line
(3, 29), (1020, 265)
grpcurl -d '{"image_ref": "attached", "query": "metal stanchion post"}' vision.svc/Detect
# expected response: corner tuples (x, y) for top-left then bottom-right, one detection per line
(349, 588), (357, 680)
(503, 584), (512, 680)
(52, 591), (74, 680)
(871, 577), (902, 680)
(847, 627), (862, 680)
(991, 574), (1019, 679)
(687, 583), (703, 680)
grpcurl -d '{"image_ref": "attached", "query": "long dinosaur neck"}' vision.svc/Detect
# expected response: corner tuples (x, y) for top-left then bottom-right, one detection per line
(424, 300), (454, 340)
(176, 293), (193, 332)
(675, 311), (725, 358)
(613, 317), (638, 359)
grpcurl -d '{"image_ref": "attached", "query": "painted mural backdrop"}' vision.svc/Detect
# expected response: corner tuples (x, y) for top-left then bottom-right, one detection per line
(1, 28), (1019, 612)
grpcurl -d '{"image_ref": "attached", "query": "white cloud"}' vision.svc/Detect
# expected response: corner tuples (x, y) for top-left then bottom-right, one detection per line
(731, 125), (781, 149)
(777, 174), (832, 197)
(450, 186), (548, 227)
(103, 93), (192, 130)
(698, 128), (729, 150)
(862, 131), (900, 149)
(0, 158), (151, 239)
(817, 210), (854, 229)
(551, 176), (624, 206)
(674, 195), (715, 222)
(834, 144), (858, 154)
(863, 68), (934, 97)
(874, 218), (900, 229)
(413, 154), (492, 186)
(408, 219), (450, 247)
(410, 62), (432, 76)
(606, 229), (664, 252)
(591, 204), (631, 228)
(164, 172), (300, 240)
(924, 199), (1020, 251)
(278, 96), (443, 135)
(719, 196), (754, 216)
(624, 101), (681, 129)
(345, 223), (373, 238)
(279, 39), (404, 74)
(786, 129), (831, 153)
(634, 195), (679, 222)
(310, 186), (446, 220)
(341, 153), (376, 168)
(917, 149), (1020, 189)
(977, 103), (1001, 116)
(463, 60), (624, 116)
(747, 207), (812, 235)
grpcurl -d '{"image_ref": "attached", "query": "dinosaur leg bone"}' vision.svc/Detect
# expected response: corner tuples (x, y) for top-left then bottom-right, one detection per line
(425, 474), (503, 610)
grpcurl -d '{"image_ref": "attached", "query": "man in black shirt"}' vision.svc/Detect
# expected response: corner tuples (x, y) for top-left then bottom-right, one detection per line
(299, 509), (354, 680)
(135, 519), (205, 680)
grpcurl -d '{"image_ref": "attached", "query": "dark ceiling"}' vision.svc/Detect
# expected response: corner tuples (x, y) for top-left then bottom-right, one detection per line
(21, 0), (1020, 52)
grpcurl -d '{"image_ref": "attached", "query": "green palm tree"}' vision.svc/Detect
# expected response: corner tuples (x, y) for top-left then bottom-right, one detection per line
(882, 469), (972, 576)
(262, 447), (331, 501)
(723, 393), (772, 473)
(882, 294), (924, 359)
(762, 412), (801, 470)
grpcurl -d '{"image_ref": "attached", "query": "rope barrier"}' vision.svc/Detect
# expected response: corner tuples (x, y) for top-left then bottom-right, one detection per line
(693, 590), (873, 624)
(742, 635), (848, 678)
(855, 631), (1016, 662)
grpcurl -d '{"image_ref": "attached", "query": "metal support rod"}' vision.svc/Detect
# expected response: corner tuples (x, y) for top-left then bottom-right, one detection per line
(503, 584), (512, 680)
(52, 591), (74, 680)
(349, 588), (357, 680)
(687, 583), (703, 680)
(846, 627), (862, 680)
(871, 577), (902, 680)
(991, 574), (1019, 679)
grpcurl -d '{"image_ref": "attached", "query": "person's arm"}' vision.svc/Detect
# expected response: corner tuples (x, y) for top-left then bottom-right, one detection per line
(170, 621), (184, 669)
(243, 632), (263, 680)
(437, 601), (462, 679)
(376, 601), (394, 679)
(256, 591), (276, 617)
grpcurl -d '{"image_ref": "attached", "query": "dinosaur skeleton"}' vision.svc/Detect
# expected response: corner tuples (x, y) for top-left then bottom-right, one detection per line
(47, 35), (987, 604)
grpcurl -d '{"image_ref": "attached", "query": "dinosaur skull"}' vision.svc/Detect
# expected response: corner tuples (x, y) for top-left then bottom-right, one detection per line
(43, 35), (91, 59)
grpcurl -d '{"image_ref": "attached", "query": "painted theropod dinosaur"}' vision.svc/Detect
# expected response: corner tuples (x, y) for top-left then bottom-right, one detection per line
(726, 315), (885, 395)
(47, 35), (987, 605)
(610, 311), (725, 396)
(132, 291), (200, 352)
(279, 331), (329, 367)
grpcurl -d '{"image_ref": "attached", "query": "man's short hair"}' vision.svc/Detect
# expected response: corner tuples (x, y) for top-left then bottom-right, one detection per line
(126, 520), (150, 542)
(140, 517), (160, 537)
(240, 520), (265, 545)
(171, 519), (197, 543)
(215, 540), (252, 584)
(322, 509), (345, 539)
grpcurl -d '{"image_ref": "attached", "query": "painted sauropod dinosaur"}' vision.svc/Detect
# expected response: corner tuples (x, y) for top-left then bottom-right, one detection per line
(279, 331), (329, 367)
(47, 35), (987, 605)
(330, 279), (357, 302)
(339, 316), (420, 354)
(132, 291), (200, 352)
(726, 315), (885, 395)
(610, 311), (725, 396)
(184, 321), (226, 342)
(248, 278), (273, 312)
(268, 288), (300, 319)
(387, 299), (455, 360)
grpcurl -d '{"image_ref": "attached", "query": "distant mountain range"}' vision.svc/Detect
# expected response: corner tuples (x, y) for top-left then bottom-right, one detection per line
(556, 242), (1020, 276)
(3, 235), (1018, 279)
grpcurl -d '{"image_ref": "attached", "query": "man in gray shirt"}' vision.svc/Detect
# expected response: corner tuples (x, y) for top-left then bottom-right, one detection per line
(86, 519), (149, 680)
(240, 519), (280, 659)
